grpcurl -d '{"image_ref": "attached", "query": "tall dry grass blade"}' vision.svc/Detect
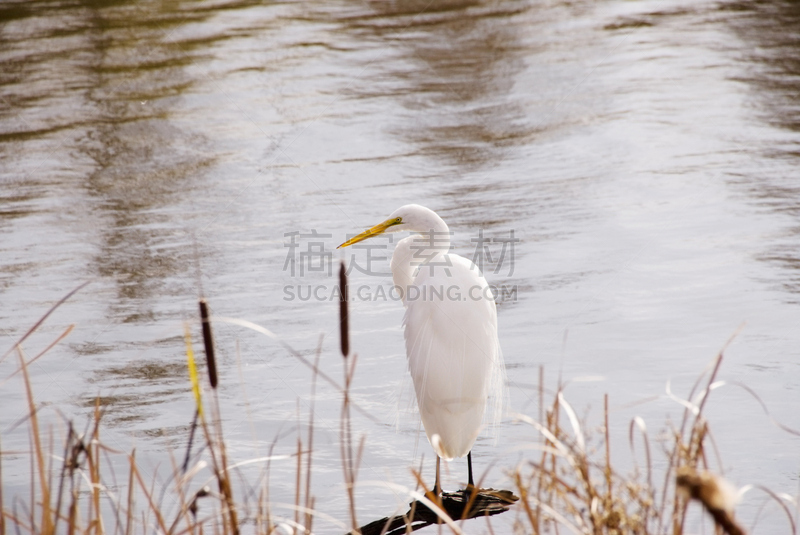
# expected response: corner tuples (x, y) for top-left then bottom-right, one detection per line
(339, 261), (350, 357)
(182, 411), (200, 477)
(603, 394), (612, 506)
(67, 487), (78, 535)
(341, 376), (358, 532)
(485, 514), (496, 535)
(212, 317), (379, 425)
(197, 299), (238, 535)
(17, 347), (53, 534)
(513, 471), (538, 532)
(91, 399), (105, 535)
(0, 435), (4, 535)
(46, 430), (56, 533)
(514, 414), (572, 462)
(262, 434), (283, 532)
(739, 484), (797, 534)
(692, 352), (725, 436)
(304, 338), (323, 534)
(131, 461), (168, 533)
(165, 444), (194, 535)
(200, 392), (238, 534)
(672, 350), (728, 535)
(184, 323), (204, 418)
(295, 435), (302, 532)
(1, 281), (90, 363)
(1, 325), (75, 388)
(338, 270), (360, 533)
(522, 495), (584, 535)
(211, 427), (239, 535)
(628, 417), (653, 490)
(27, 408), (36, 533)
(52, 423), (74, 535)
(260, 502), (346, 531)
(535, 365), (544, 535)
(353, 435), (366, 491)
(723, 381), (800, 437)
(405, 472), (456, 532)
(557, 393), (584, 454)
(199, 299), (218, 389)
(126, 451), (135, 535)
(676, 327), (742, 441)
(182, 322), (204, 476)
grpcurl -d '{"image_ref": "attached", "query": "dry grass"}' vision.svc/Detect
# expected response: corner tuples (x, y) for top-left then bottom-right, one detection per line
(509, 332), (799, 535)
(1, 280), (798, 535)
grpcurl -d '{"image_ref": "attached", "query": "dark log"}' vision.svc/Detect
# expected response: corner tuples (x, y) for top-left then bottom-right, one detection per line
(353, 488), (518, 535)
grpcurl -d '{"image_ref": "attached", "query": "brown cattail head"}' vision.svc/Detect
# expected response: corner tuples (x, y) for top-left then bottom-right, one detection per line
(339, 261), (349, 358)
(198, 299), (218, 389)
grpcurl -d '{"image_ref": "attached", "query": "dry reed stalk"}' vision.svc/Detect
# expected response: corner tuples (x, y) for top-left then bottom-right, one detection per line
(295, 434), (302, 531)
(304, 339), (323, 534)
(518, 378), (661, 534)
(130, 459), (168, 533)
(203, 394), (238, 535)
(165, 446), (195, 534)
(517, 346), (770, 535)
(90, 400), (105, 534)
(67, 486), (78, 535)
(514, 470), (538, 532)
(45, 432), (54, 532)
(534, 364), (544, 533)
(126, 451), (135, 535)
(338, 263), (361, 532)
(17, 347), (53, 535)
(407, 467), (455, 527)
(671, 351), (725, 535)
(604, 394), (612, 507)
(0, 435), (4, 535)
(1, 325), (74, 388)
(1, 281), (89, 363)
(197, 298), (239, 535)
(7, 285), (793, 535)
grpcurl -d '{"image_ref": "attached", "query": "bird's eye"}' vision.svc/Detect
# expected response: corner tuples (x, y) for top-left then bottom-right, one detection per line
(395, 217), (402, 223)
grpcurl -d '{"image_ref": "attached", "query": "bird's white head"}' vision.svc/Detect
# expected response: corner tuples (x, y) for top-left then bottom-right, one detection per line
(337, 204), (449, 249)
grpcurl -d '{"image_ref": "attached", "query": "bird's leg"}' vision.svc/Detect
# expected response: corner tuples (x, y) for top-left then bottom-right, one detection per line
(467, 451), (474, 488)
(434, 456), (441, 496)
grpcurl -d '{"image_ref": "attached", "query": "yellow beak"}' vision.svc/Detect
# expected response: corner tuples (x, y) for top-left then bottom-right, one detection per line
(337, 218), (401, 249)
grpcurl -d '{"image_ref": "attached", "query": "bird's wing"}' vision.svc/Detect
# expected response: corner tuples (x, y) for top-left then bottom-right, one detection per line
(402, 253), (504, 459)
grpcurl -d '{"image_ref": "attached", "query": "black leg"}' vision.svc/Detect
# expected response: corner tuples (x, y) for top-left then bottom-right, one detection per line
(435, 456), (441, 496)
(467, 451), (474, 488)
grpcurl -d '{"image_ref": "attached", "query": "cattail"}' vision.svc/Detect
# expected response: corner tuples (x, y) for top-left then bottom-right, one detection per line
(676, 467), (744, 535)
(339, 261), (349, 357)
(198, 298), (218, 389)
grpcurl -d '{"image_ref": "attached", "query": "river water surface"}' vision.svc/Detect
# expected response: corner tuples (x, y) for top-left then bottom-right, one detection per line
(2, 0), (799, 532)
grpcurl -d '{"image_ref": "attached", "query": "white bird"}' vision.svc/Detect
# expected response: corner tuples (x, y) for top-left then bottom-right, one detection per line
(338, 204), (505, 494)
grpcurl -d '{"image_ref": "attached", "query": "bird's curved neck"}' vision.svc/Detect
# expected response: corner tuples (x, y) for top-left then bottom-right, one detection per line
(391, 215), (451, 303)
(410, 212), (451, 250)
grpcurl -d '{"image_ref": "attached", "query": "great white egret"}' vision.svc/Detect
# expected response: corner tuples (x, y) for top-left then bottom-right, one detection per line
(338, 204), (505, 494)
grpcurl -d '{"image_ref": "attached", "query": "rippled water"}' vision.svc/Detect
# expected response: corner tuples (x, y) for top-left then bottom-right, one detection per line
(2, 0), (799, 531)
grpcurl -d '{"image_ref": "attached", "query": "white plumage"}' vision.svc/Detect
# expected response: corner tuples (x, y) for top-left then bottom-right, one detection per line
(401, 242), (501, 460)
(339, 204), (505, 490)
